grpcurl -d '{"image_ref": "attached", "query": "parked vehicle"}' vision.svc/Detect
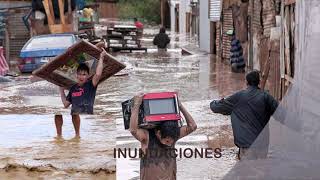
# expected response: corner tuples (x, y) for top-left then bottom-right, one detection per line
(19, 34), (78, 73)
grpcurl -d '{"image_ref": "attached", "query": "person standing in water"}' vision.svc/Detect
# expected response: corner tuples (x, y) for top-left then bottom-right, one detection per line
(134, 17), (144, 46)
(129, 93), (197, 180)
(210, 70), (278, 160)
(55, 47), (107, 139)
(153, 27), (171, 52)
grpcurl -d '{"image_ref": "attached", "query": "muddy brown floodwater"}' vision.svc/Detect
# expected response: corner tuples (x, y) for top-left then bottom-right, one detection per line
(113, 32), (246, 179)
(0, 25), (245, 179)
(0, 114), (116, 179)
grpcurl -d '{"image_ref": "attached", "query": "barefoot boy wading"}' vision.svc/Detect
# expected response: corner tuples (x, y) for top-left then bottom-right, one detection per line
(55, 49), (107, 138)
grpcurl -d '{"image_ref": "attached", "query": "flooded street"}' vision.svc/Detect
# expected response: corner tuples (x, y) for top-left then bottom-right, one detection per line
(0, 27), (246, 179)
(113, 31), (246, 179)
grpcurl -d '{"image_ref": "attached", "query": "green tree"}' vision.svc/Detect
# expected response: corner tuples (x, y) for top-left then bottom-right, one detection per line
(118, 0), (161, 24)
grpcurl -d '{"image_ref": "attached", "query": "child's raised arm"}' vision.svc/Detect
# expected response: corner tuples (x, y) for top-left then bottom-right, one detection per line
(92, 49), (106, 87)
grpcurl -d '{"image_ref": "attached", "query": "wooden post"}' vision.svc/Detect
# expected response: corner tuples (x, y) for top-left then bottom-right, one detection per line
(284, 6), (291, 86)
(161, 0), (164, 26)
(186, 13), (190, 33)
(58, 0), (66, 25)
(43, 0), (55, 25)
(261, 51), (271, 90)
(43, 0), (73, 34)
(248, 0), (254, 70)
(68, 0), (72, 14)
(67, 0), (73, 24)
(210, 22), (216, 54)
(5, 27), (9, 66)
(175, 4), (179, 32)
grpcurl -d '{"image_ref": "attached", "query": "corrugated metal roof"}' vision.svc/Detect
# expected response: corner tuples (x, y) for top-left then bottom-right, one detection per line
(2, 7), (31, 60)
(209, 0), (222, 22)
(0, 1), (31, 10)
(222, 9), (233, 59)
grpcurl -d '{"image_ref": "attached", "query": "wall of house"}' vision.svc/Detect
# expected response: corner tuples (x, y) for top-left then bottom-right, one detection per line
(170, 1), (177, 33)
(179, 0), (188, 34)
(199, 0), (210, 52)
(0, 1), (31, 65)
(0, 1), (31, 9)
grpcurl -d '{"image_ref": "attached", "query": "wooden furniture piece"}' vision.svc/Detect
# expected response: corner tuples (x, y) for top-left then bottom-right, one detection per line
(42, 0), (74, 34)
(33, 40), (126, 89)
(105, 25), (147, 52)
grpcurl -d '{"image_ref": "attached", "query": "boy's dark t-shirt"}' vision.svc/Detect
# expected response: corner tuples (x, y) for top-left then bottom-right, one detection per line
(66, 79), (97, 114)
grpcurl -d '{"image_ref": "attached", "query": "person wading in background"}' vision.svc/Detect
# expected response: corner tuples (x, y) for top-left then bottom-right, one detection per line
(153, 27), (170, 52)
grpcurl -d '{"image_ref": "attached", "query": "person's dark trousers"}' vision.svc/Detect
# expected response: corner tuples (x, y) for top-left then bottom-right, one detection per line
(237, 147), (268, 160)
